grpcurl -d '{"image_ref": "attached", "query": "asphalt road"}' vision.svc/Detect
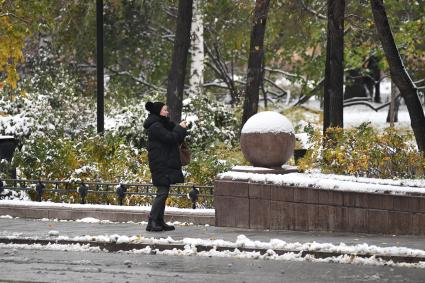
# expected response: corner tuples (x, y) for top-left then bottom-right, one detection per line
(1, 217), (425, 282)
(1, 247), (425, 283)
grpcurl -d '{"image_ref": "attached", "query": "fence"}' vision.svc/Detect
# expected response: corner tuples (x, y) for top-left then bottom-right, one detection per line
(0, 178), (214, 209)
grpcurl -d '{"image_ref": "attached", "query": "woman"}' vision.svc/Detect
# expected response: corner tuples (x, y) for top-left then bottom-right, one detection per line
(143, 101), (187, 232)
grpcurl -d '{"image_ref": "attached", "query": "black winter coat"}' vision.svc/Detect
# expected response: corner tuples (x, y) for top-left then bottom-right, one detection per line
(143, 114), (187, 186)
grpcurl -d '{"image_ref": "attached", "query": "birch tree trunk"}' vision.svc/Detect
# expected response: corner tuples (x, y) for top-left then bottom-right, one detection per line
(188, 0), (204, 99)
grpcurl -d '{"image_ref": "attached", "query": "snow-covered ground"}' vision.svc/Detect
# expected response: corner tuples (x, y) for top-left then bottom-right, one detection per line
(300, 78), (417, 130)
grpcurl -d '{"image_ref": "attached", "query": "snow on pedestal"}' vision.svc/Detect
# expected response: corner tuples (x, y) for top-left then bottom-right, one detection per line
(240, 112), (295, 167)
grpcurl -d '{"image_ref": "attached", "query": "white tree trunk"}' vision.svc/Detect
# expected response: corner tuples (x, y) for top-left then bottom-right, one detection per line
(188, 0), (204, 98)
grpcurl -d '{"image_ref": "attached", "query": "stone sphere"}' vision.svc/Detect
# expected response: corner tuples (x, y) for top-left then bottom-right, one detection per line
(240, 111), (295, 167)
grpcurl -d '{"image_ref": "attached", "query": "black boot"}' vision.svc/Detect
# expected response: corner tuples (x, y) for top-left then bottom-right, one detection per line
(146, 218), (163, 232)
(159, 218), (175, 231)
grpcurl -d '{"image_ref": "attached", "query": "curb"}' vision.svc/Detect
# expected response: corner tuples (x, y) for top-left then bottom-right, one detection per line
(0, 237), (424, 264)
(0, 204), (215, 225)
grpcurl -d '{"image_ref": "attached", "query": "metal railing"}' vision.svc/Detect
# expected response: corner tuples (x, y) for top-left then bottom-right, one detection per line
(0, 178), (214, 209)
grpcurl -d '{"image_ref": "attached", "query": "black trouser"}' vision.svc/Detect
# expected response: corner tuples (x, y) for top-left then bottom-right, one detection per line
(149, 186), (170, 221)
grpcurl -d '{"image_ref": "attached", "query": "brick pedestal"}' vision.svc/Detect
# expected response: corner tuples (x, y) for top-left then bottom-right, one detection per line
(214, 179), (425, 235)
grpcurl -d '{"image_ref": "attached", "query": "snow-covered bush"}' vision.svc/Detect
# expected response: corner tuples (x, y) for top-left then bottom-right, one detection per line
(182, 95), (240, 148)
(105, 101), (149, 147)
(0, 62), (96, 140)
(105, 94), (240, 149)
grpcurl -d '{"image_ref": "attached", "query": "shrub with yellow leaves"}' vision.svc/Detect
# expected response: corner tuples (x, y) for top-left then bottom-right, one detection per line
(298, 122), (425, 179)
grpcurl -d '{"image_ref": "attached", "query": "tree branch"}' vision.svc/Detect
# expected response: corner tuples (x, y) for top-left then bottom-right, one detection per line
(106, 67), (166, 92)
(343, 95), (401, 111)
(263, 77), (288, 96)
(293, 77), (325, 107)
(264, 67), (299, 78)
(0, 12), (31, 24)
(300, 0), (327, 20)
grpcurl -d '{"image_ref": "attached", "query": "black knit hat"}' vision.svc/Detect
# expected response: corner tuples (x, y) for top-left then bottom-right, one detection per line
(145, 101), (165, 116)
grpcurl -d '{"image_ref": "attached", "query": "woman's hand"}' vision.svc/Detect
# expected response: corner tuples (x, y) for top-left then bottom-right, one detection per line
(179, 121), (187, 128)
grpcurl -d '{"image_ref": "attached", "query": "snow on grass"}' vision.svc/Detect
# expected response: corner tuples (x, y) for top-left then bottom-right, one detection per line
(219, 170), (425, 196)
(344, 105), (412, 130)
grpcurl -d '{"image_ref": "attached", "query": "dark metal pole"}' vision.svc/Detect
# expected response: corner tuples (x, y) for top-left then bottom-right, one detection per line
(96, 0), (104, 134)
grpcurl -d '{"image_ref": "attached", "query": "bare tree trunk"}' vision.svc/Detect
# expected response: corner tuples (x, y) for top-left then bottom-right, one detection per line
(166, 0), (193, 122)
(370, 0), (425, 152)
(323, 0), (345, 134)
(368, 55), (382, 103)
(387, 80), (400, 125)
(241, 0), (270, 126)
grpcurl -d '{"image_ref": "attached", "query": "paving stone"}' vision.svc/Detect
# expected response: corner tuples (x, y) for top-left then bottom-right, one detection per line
(318, 191), (343, 206)
(270, 186), (294, 202)
(249, 198), (270, 229)
(411, 213), (425, 235)
(307, 204), (320, 231)
(393, 196), (419, 213)
(0, 207), (25, 218)
(329, 206), (348, 232)
(48, 209), (73, 220)
(249, 183), (271, 200)
(214, 180), (249, 197)
(270, 201), (295, 230)
(214, 196), (249, 228)
(294, 188), (318, 204)
(317, 205), (331, 231)
(347, 207), (368, 233)
(367, 209), (389, 234)
(389, 211), (412, 235)
(294, 203), (309, 231)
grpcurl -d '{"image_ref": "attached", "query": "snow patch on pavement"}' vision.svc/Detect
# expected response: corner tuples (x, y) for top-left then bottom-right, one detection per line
(0, 215), (13, 219)
(1, 233), (425, 268)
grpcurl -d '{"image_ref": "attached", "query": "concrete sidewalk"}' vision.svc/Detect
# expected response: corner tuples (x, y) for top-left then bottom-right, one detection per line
(1, 202), (424, 252)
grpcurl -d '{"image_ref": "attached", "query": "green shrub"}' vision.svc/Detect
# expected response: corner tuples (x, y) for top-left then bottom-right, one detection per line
(299, 122), (425, 179)
(185, 143), (246, 184)
(13, 132), (151, 183)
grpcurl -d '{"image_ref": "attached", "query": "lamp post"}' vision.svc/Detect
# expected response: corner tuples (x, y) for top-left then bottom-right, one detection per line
(96, 0), (104, 134)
